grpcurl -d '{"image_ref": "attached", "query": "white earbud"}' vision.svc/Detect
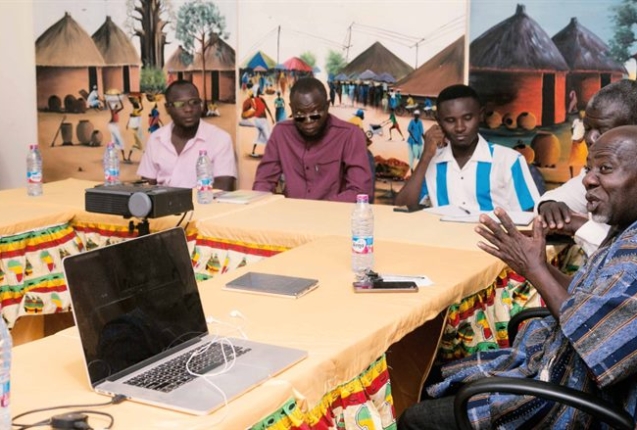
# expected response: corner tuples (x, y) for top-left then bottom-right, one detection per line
(229, 310), (244, 319)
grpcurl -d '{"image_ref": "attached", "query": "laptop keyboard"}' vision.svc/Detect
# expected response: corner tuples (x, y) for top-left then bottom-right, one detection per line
(124, 343), (251, 393)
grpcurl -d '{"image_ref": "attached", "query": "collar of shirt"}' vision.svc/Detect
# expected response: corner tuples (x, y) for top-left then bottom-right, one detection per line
(158, 121), (204, 154)
(436, 134), (493, 165)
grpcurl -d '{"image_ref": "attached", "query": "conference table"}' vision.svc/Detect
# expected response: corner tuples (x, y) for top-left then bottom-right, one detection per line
(12, 235), (505, 429)
(3, 179), (543, 428)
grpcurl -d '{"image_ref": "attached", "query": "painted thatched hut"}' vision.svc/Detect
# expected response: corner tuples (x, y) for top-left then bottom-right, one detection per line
(396, 36), (465, 98)
(552, 17), (627, 112)
(92, 16), (141, 94)
(35, 12), (105, 110)
(470, 4), (569, 126)
(340, 41), (413, 82)
(190, 36), (236, 103)
(165, 45), (193, 83)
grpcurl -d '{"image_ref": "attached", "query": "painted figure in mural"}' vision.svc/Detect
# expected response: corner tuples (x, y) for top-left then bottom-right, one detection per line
(348, 82), (356, 107)
(568, 110), (586, 178)
(328, 81), (336, 107)
(107, 96), (127, 162)
(395, 84), (539, 212)
(252, 77), (372, 202)
(567, 89), (578, 113)
(249, 89), (275, 156)
(86, 85), (103, 110)
(278, 71), (287, 96)
(405, 109), (425, 170)
(274, 91), (286, 122)
(387, 108), (404, 141)
(137, 80), (237, 191)
(126, 94), (144, 163)
(399, 125), (637, 430)
(148, 103), (163, 134)
(537, 79), (637, 257)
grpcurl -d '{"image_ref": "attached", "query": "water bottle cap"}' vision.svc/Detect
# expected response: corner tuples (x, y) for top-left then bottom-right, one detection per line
(107, 142), (115, 148)
(199, 149), (208, 156)
(29, 144), (38, 150)
(356, 194), (369, 203)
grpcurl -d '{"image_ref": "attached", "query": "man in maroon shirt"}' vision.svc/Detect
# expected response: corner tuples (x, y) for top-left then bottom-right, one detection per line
(252, 77), (373, 202)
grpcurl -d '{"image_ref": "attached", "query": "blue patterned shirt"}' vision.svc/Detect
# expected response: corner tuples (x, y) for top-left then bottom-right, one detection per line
(429, 221), (637, 428)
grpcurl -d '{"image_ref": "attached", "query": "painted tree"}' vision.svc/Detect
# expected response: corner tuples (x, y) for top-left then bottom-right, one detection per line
(127, 0), (172, 68)
(609, 0), (637, 63)
(325, 49), (347, 76)
(175, 0), (229, 103)
(300, 51), (317, 68)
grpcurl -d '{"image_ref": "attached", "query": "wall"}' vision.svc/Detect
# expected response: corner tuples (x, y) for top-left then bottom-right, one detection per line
(0, 1), (37, 190)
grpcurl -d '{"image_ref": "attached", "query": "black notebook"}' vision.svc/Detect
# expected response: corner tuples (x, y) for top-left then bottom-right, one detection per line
(223, 272), (319, 299)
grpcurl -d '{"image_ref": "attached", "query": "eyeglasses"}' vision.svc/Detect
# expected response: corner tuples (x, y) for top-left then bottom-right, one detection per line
(293, 113), (323, 123)
(166, 98), (202, 109)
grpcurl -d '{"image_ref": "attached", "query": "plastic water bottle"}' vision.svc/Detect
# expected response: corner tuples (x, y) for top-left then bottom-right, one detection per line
(351, 194), (374, 279)
(103, 142), (120, 186)
(196, 150), (213, 204)
(26, 144), (43, 196)
(0, 317), (12, 429)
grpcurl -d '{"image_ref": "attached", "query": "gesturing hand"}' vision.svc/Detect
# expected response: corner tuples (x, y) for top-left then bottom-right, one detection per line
(538, 201), (588, 235)
(475, 208), (547, 278)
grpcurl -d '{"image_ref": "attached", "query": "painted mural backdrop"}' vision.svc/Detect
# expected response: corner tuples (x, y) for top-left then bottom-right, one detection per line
(469, 0), (634, 189)
(235, 0), (466, 203)
(33, 0), (237, 185)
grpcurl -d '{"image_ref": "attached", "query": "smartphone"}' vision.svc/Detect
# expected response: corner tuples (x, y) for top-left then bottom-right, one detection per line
(393, 205), (424, 213)
(353, 280), (419, 293)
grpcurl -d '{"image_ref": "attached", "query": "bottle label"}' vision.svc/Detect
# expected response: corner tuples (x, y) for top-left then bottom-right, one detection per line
(27, 170), (42, 184)
(197, 177), (212, 192)
(352, 236), (373, 254)
(104, 168), (120, 183)
(0, 380), (8, 407)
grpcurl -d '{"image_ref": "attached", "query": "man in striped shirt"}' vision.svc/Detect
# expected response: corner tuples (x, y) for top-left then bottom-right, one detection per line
(395, 84), (539, 212)
(399, 126), (637, 429)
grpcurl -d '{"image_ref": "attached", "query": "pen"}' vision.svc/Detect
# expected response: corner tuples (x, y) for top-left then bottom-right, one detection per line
(459, 206), (471, 215)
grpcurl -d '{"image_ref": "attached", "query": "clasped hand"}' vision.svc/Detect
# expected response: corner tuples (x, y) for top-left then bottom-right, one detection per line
(475, 207), (548, 277)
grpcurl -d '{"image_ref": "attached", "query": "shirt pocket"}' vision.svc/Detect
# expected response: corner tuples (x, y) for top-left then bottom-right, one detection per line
(314, 158), (342, 181)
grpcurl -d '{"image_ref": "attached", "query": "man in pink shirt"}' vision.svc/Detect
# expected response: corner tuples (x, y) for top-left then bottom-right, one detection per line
(252, 77), (373, 202)
(137, 80), (237, 191)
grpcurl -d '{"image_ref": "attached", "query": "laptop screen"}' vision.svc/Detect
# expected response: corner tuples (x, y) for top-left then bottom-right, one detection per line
(63, 228), (208, 386)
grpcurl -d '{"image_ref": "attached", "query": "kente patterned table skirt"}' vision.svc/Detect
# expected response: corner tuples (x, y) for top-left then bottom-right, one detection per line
(0, 223), (81, 327)
(251, 355), (396, 430)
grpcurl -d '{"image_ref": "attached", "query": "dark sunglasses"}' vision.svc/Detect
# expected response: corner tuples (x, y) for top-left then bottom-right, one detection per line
(293, 113), (323, 123)
(166, 98), (202, 109)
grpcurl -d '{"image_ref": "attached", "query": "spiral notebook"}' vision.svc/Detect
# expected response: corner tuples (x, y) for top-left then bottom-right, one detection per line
(224, 272), (320, 298)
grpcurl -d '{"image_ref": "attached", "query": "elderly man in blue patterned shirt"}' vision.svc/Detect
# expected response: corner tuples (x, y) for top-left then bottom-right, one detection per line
(399, 125), (637, 429)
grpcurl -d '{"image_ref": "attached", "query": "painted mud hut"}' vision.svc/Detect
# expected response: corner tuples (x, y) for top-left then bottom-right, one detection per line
(165, 45), (193, 83)
(340, 41), (414, 82)
(35, 12), (105, 111)
(469, 4), (569, 126)
(396, 36), (465, 98)
(92, 16), (141, 94)
(552, 17), (627, 112)
(190, 36), (236, 103)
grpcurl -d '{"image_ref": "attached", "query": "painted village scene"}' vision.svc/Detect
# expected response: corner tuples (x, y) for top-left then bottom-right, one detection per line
(33, 0), (637, 204)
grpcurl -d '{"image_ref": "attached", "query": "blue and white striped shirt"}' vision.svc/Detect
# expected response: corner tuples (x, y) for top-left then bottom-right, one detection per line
(419, 135), (540, 212)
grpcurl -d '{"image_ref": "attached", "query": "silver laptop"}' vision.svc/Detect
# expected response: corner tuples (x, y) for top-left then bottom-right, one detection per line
(63, 227), (307, 415)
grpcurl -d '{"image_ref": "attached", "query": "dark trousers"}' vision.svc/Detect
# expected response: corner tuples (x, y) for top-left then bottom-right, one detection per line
(397, 396), (459, 430)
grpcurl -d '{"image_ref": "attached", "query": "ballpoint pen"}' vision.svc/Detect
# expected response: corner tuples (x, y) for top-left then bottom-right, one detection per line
(459, 206), (471, 215)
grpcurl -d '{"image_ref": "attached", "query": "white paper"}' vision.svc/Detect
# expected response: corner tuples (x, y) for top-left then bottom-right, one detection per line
(440, 210), (536, 226)
(380, 273), (434, 287)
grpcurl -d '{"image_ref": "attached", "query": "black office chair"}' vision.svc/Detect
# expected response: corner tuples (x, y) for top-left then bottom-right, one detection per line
(453, 308), (635, 430)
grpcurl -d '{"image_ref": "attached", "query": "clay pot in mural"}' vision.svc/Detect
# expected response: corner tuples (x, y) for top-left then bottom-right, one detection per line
(502, 113), (517, 130)
(531, 132), (561, 167)
(74, 98), (86, 114)
(90, 130), (103, 147)
(48, 95), (62, 112)
(61, 122), (73, 146)
(64, 94), (76, 113)
(514, 145), (535, 164)
(517, 112), (537, 130)
(76, 120), (94, 145)
(485, 111), (502, 129)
